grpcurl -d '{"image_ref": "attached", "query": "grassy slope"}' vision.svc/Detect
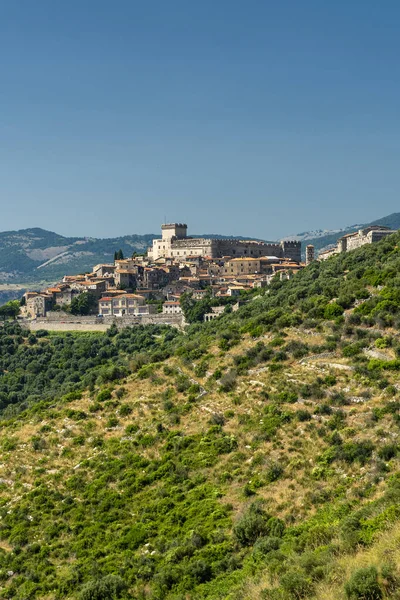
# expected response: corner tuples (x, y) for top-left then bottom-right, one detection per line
(1, 235), (400, 599)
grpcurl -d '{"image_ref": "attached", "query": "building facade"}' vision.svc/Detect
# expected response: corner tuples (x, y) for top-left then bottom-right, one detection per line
(98, 294), (146, 316)
(319, 226), (396, 260)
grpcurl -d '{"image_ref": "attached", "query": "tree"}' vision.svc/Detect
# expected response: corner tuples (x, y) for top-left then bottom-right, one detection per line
(0, 300), (21, 321)
(180, 292), (213, 323)
(69, 293), (98, 316)
(114, 249), (124, 260)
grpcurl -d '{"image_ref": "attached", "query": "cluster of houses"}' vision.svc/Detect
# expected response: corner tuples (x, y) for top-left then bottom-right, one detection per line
(22, 223), (305, 321)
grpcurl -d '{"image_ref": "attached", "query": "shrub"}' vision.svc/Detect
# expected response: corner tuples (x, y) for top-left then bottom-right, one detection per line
(378, 444), (398, 461)
(280, 570), (314, 599)
(119, 404), (133, 417)
(78, 575), (128, 600)
(296, 409), (311, 422)
(187, 560), (212, 583)
(252, 536), (281, 558)
(233, 503), (269, 546)
(345, 566), (382, 600)
(265, 464), (284, 483)
(97, 389), (112, 402)
(219, 370), (237, 392)
(324, 302), (344, 319)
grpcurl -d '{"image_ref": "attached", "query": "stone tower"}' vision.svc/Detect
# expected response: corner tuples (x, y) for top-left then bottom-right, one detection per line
(306, 244), (315, 265)
(161, 223), (187, 241)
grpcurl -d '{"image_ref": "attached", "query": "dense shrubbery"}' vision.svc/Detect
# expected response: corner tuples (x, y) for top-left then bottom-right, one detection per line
(0, 322), (178, 414)
(1, 234), (400, 598)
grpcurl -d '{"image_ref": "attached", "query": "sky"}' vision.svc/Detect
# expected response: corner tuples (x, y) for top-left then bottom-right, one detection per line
(1, 0), (399, 240)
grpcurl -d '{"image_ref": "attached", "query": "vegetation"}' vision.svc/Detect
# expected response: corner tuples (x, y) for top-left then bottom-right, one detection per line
(1, 233), (400, 598)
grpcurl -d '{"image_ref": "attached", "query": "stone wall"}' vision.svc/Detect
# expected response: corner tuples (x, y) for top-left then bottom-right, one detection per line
(24, 312), (184, 332)
(170, 238), (302, 261)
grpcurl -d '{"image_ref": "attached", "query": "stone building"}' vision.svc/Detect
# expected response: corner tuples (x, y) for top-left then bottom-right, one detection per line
(319, 226), (396, 260)
(162, 301), (182, 315)
(148, 223), (301, 263)
(338, 226), (395, 252)
(26, 293), (53, 318)
(98, 293), (146, 316)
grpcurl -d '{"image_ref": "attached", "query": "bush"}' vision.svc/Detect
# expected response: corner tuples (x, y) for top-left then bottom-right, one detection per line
(233, 503), (269, 546)
(280, 570), (314, 599)
(345, 566), (382, 600)
(97, 389), (112, 402)
(324, 302), (344, 319)
(377, 444), (398, 461)
(219, 370), (237, 392)
(78, 575), (128, 600)
(252, 536), (281, 558)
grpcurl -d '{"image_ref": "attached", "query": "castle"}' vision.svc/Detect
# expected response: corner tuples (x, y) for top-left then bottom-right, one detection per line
(319, 226), (396, 260)
(148, 223), (301, 263)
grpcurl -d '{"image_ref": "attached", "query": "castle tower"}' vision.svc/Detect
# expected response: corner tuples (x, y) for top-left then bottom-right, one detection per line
(161, 223), (187, 241)
(280, 240), (302, 263)
(306, 244), (315, 265)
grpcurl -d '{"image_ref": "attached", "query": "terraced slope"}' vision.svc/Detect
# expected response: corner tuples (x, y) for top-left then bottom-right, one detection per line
(1, 233), (400, 599)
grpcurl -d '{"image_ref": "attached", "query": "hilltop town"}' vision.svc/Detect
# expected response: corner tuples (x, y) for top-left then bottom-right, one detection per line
(20, 222), (396, 329)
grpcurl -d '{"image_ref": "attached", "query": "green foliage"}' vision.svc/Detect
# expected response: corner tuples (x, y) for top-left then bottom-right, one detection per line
(79, 574), (128, 600)
(344, 566), (382, 600)
(0, 300), (20, 320)
(69, 292), (98, 316)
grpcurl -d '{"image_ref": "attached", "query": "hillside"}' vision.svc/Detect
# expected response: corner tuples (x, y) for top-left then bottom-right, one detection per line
(1, 233), (400, 599)
(0, 228), (157, 283)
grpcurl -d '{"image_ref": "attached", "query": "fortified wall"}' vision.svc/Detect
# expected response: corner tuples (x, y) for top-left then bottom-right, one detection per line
(339, 227), (395, 253)
(320, 226), (396, 260)
(149, 223), (302, 262)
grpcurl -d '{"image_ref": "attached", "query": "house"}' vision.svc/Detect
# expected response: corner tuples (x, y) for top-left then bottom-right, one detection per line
(114, 269), (138, 289)
(162, 301), (182, 315)
(192, 289), (209, 300)
(92, 264), (116, 277)
(26, 293), (53, 317)
(98, 294), (145, 316)
(227, 285), (247, 297)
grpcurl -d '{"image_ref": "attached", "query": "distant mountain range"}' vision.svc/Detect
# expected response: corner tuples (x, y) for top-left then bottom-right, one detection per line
(0, 212), (399, 290)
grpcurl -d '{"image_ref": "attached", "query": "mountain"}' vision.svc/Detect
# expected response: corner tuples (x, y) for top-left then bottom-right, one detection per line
(0, 227), (157, 283)
(287, 212), (400, 255)
(1, 233), (400, 599)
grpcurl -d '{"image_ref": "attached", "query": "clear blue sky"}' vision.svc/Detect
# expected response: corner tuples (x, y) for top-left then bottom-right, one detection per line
(1, 0), (399, 239)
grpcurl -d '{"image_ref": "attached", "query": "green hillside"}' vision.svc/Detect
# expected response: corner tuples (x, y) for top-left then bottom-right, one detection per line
(0, 228), (156, 283)
(1, 233), (400, 599)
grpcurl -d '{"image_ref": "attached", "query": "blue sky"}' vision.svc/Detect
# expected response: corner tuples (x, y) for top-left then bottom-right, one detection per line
(1, 0), (399, 239)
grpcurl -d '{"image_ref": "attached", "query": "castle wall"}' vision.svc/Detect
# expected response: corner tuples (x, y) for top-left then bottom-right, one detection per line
(150, 224), (302, 262)
(346, 229), (394, 252)
(170, 238), (301, 261)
